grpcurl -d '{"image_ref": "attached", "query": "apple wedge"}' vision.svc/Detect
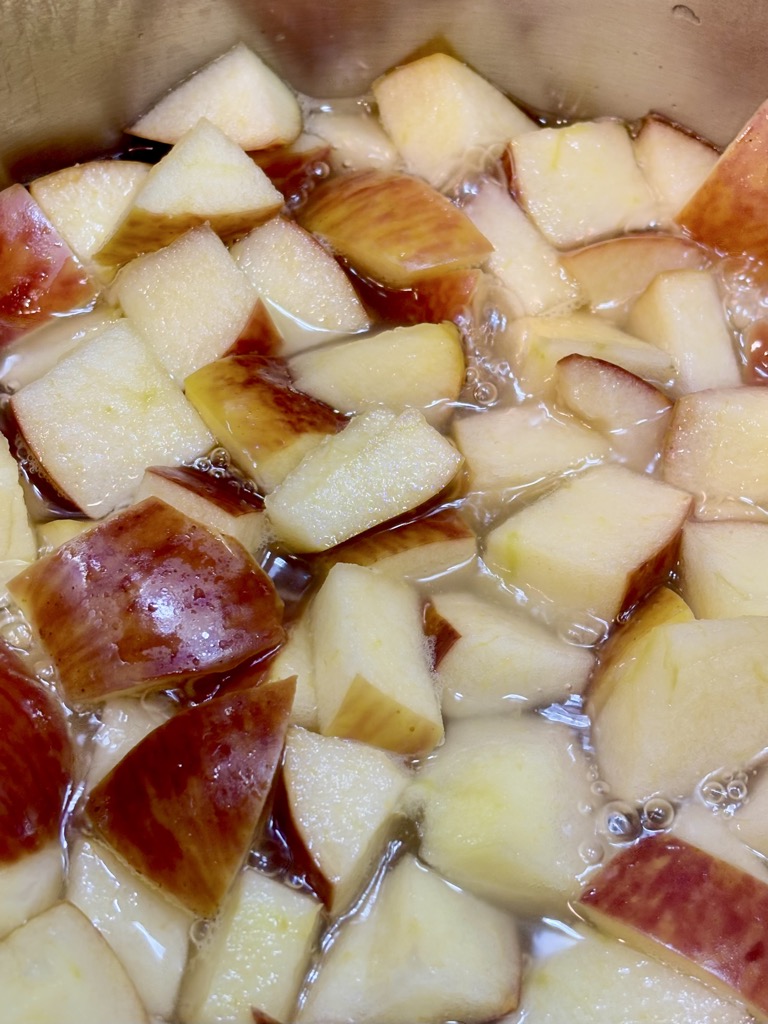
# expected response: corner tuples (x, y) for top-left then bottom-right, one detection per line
(68, 837), (192, 1020)
(87, 677), (295, 917)
(297, 169), (493, 288)
(96, 119), (283, 266)
(680, 520), (768, 618)
(634, 114), (719, 224)
(373, 51), (537, 192)
(509, 119), (657, 248)
(305, 109), (399, 173)
(281, 725), (409, 911)
(111, 225), (256, 381)
(411, 714), (598, 914)
(626, 269), (741, 394)
(130, 42), (302, 150)
(184, 353), (342, 492)
(453, 401), (609, 494)
(9, 497), (285, 703)
(579, 834), (768, 1021)
(0, 842), (63, 941)
(298, 854), (521, 1024)
(0, 902), (149, 1024)
(485, 463), (692, 633)
(591, 616), (768, 801)
(230, 216), (370, 354)
(288, 321), (465, 422)
(264, 407), (463, 553)
(309, 562), (443, 756)
(426, 589), (595, 716)
(179, 867), (322, 1024)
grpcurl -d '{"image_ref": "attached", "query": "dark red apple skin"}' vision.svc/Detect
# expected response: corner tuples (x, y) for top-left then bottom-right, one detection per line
(348, 267), (482, 327)
(0, 643), (72, 863)
(144, 465), (265, 514)
(422, 601), (461, 669)
(224, 298), (285, 359)
(579, 834), (768, 1017)
(8, 497), (285, 703)
(0, 184), (96, 336)
(87, 676), (296, 917)
(268, 767), (332, 907)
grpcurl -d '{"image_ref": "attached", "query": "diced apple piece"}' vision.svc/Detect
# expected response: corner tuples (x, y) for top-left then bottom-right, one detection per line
(454, 401), (609, 494)
(0, 432), (35, 568)
(411, 715), (598, 914)
(509, 120), (657, 248)
(0, 184), (97, 336)
(68, 837), (192, 1020)
(591, 616), (768, 801)
(184, 354), (341, 493)
(282, 725), (409, 911)
(499, 311), (676, 398)
(230, 216), (370, 354)
(662, 388), (768, 520)
(586, 586), (693, 719)
(86, 695), (173, 792)
(305, 110), (399, 172)
(463, 180), (581, 316)
(36, 517), (93, 554)
(96, 119), (283, 266)
(310, 563), (442, 756)
(677, 99), (768, 261)
(485, 464), (691, 632)
(680, 520), (768, 618)
(29, 160), (150, 264)
(517, 925), (749, 1024)
(88, 677), (294, 916)
(579, 834), (768, 1021)
(560, 233), (710, 323)
(288, 322), (465, 421)
(626, 269), (741, 394)
(373, 52), (537, 191)
(0, 902), (149, 1024)
(130, 43), (301, 150)
(265, 617), (318, 729)
(634, 114), (719, 225)
(9, 498), (284, 703)
(349, 267), (484, 327)
(310, 507), (477, 583)
(111, 225), (256, 381)
(0, 842), (63, 941)
(427, 590), (595, 716)
(297, 169), (492, 288)
(298, 855), (521, 1024)
(10, 319), (212, 517)
(137, 465), (266, 553)
(179, 868), (322, 1024)
(265, 407), (462, 552)
(249, 132), (331, 198)
(554, 354), (673, 472)
(729, 769), (768, 859)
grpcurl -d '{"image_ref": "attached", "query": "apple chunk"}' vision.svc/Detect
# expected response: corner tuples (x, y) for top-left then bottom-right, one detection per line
(87, 676), (295, 917)
(297, 169), (493, 288)
(633, 114), (719, 224)
(680, 520), (768, 618)
(9, 497), (285, 703)
(0, 842), (63, 941)
(579, 834), (768, 1021)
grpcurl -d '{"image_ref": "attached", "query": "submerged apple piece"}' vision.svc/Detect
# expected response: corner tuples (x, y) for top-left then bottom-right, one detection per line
(130, 42), (302, 150)
(249, 132), (331, 196)
(0, 842), (63, 941)
(305, 111), (397, 173)
(0, 644), (72, 864)
(86, 695), (174, 793)
(264, 407), (463, 552)
(680, 520), (768, 618)
(9, 497), (285, 703)
(87, 676), (295, 917)
(225, 298), (285, 358)
(297, 169), (493, 288)
(579, 834), (768, 1021)
(348, 266), (483, 327)
(0, 184), (97, 336)
(184, 353), (343, 493)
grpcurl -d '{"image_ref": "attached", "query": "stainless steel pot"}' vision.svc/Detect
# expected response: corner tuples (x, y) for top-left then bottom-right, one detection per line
(2, 0), (768, 188)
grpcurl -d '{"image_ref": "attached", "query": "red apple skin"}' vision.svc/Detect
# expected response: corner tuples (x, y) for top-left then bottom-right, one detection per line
(0, 643), (72, 863)
(348, 267), (482, 327)
(8, 497), (285, 704)
(743, 318), (768, 383)
(225, 298), (285, 358)
(0, 184), (96, 336)
(249, 139), (331, 200)
(144, 465), (265, 514)
(422, 601), (461, 669)
(579, 834), (768, 1018)
(87, 676), (296, 917)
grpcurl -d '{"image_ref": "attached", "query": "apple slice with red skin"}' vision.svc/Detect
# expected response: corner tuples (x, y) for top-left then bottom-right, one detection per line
(8, 497), (285, 704)
(0, 184), (97, 338)
(0, 642), (73, 864)
(348, 266), (484, 327)
(297, 169), (493, 288)
(87, 676), (296, 918)
(579, 833), (768, 1020)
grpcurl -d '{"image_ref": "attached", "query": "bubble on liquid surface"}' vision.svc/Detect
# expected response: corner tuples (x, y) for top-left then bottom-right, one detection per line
(599, 800), (642, 843)
(672, 4), (701, 25)
(641, 797), (675, 832)
(578, 839), (604, 866)
(700, 768), (749, 812)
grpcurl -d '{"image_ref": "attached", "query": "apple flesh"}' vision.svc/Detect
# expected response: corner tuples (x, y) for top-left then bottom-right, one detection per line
(0, 842), (63, 941)
(633, 114), (719, 224)
(305, 110), (398, 174)
(85, 695), (174, 793)
(680, 520), (768, 618)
